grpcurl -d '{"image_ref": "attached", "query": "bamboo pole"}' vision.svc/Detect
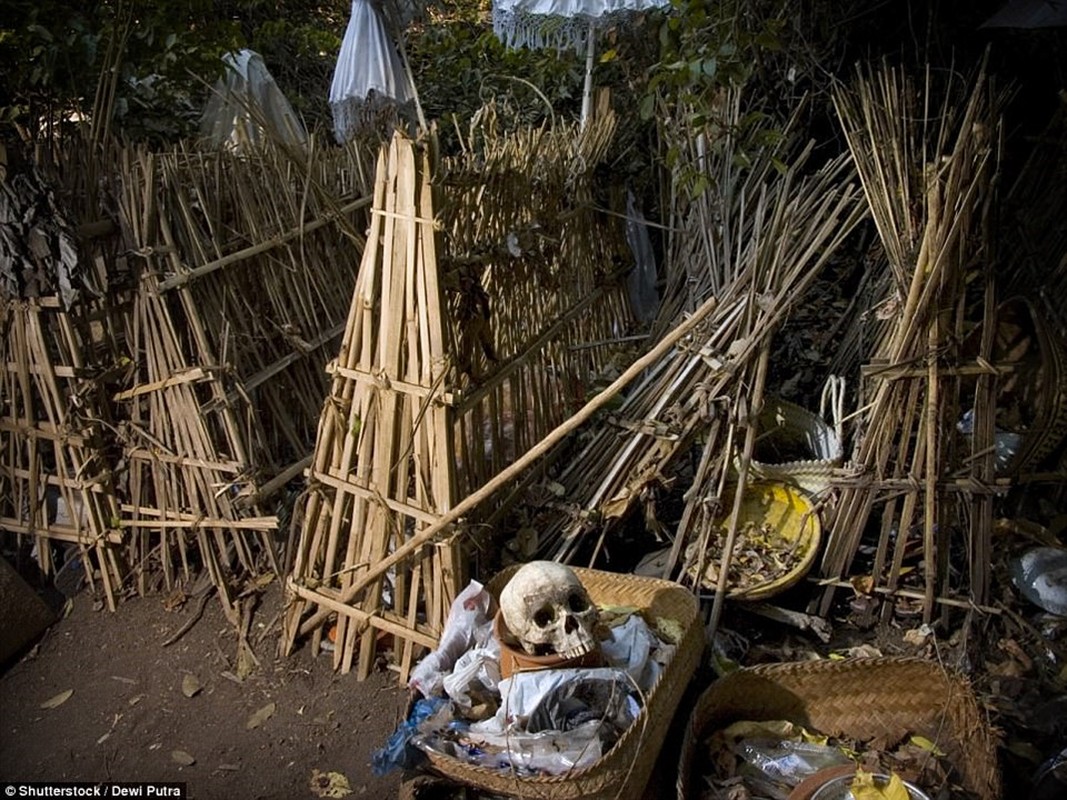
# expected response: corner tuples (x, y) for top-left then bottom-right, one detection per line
(707, 345), (770, 642)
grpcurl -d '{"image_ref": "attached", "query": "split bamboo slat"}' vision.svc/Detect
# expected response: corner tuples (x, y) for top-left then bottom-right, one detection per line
(283, 113), (638, 680)
(1, 141), (127, 610)
(815, 63), (1008, 620)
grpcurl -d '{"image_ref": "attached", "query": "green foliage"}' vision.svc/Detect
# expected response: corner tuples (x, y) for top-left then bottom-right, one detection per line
(406, 14), (586, 140)
(1, 0), (242, 143)
(644, 0), (793, 121)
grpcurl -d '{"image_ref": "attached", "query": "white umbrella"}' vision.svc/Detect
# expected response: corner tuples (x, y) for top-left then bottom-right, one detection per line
(492, 0), (671, 129)
(329, 0), (419, 143)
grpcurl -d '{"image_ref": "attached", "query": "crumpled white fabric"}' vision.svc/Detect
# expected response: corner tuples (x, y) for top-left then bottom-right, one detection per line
(408, 580), (494, 698)
(200, 49), (307, 151)
(329, 0), (414, 143)
(492, 0), (671, 52)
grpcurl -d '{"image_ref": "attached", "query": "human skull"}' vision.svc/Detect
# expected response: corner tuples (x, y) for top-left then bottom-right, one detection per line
(498, 561), (599, 658)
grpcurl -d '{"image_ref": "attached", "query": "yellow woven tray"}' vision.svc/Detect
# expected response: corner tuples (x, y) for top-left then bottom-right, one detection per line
(421, 566), (703, 800)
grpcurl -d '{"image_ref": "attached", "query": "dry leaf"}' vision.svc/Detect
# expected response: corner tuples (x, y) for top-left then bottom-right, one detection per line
(902, 624), (933, 647)
(235, 643), (257, 680)
(309, 769), (353, 798)
(851, 769), (910, 800)
(40, 689), (73, 709)
(721, 719), (797, 741)
(843, 644), (883, 659)
(850, 575), (875, 595)
(246, 701), (276, 729)
(909, 734), (945, 756)
(181, 674), (202, 698)
(171, 750), (196, 766)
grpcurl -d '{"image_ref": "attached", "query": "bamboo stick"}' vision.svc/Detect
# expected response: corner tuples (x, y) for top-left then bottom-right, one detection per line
(707, 345), (770, 642)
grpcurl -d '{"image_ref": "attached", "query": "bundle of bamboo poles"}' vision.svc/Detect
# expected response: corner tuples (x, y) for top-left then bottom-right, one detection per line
(282, 112), (639, 679)
(531, 94), (867, 581)
(814, 62), (1008, 621)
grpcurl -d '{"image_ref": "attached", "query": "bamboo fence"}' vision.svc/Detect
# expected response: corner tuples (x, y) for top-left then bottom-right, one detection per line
(283, 112), (637, 679)
(3, 132), (377, 615)
(0, 289), (125, 610)
(1, 140), (127, 610)
(108, 137), (376, 616)
(813, 63), (1009, 621)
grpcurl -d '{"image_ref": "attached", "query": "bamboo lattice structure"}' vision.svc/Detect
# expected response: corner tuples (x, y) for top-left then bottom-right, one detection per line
(814, 63), (1009, 620)
(3, 134), (377, 614)
(527, 96), (867, 585)
(283, 113), (637, 679)
(1, 141), (127, 610)
(0, 291), (125, 610)
(109, 139), (376, 616)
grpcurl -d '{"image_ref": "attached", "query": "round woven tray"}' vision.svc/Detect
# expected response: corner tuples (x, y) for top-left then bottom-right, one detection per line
(685, 480), (822, 602)
(675, 657), (1000, 800)
(421, 566), (703, 800)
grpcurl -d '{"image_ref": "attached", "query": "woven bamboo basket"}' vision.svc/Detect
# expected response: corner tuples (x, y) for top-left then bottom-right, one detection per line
(743, 397), (843, 496)
(675, 657), (1000, 800)
(420, 566), (704, 799)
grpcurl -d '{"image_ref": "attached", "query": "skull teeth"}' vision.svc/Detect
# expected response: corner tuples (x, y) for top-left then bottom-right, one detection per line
(562, 642), (591, 659)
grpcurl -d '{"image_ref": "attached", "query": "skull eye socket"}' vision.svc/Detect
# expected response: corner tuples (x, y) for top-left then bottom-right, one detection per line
(533, 606), (555, 628)
(567, 592), (588, 613)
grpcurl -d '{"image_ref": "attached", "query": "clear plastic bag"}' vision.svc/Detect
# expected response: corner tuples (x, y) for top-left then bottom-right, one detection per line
(735, 739), (853, 787)
(408, 580), (493, 697)
(200, 49), (307, 151)
(624, 190), (660, 324)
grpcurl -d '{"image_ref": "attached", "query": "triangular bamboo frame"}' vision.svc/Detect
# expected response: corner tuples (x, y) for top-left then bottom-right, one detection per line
(283, 134), (460, 678)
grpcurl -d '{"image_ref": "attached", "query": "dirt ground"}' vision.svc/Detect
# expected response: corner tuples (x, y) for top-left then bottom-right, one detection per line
(0, 581), (410, 800)
(2, 548), (1065, 800)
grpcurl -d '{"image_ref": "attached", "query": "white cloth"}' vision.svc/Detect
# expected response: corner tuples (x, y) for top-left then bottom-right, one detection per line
(200, 49), (307, 150)
(492, 0), (671, 52)
(329, 0), (414, 142)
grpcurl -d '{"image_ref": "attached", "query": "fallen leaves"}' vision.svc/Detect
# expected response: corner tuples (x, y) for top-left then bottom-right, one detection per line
(246, 701), (276, 729)
(171, 750), (196, 766)
(181, 674), (202, 698)
(39, 689), (73, 709)
(902, 624), (934, 648)
(309, 769), (352, 798)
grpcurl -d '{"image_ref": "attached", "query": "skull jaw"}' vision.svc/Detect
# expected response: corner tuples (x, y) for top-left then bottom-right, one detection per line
(493, 612), (603, 678)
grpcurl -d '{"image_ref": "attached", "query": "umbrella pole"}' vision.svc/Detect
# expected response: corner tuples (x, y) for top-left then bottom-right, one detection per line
(580, 21), (595, 130)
